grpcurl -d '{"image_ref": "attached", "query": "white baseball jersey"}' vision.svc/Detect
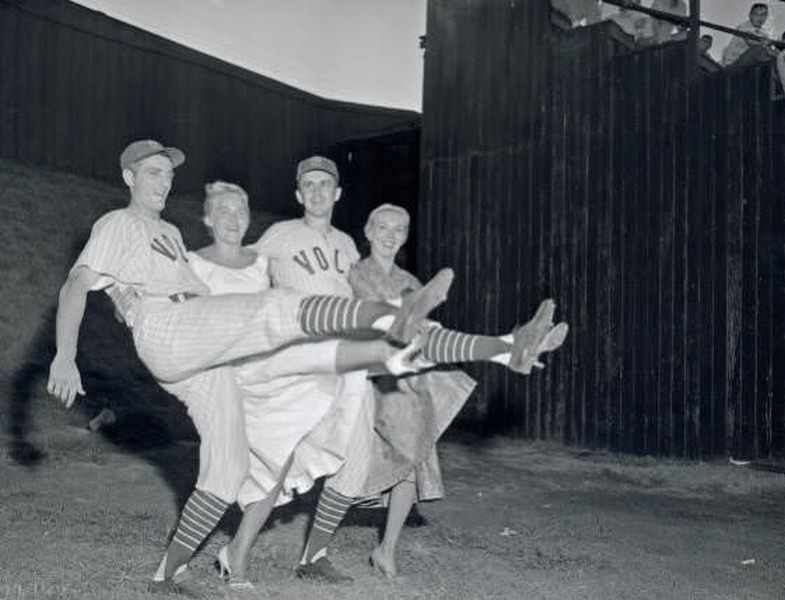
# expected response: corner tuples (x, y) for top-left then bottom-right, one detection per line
(250, 219), (359, 296)
(73, 206), (312, 383)
(74, 208), (208, 327)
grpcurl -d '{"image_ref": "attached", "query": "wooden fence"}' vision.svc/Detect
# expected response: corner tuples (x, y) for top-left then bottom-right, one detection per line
(419, 0), (785, 458)
(0, 0), (418, 216)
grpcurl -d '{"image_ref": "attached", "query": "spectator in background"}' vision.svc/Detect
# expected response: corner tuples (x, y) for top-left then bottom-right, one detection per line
(697, 33), (722, 71)
(551, 0), (602, 28)
(651, 0), (688, 44)
(610, 0), (652, 41)
(775, 31), (785, 90)
(722, 3), (776, 67)
(698, 34), (714, 58)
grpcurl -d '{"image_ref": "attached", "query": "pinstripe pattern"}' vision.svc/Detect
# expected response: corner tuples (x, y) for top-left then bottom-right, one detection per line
(134, 287), (308, 382)
(75, 209), (208, 328)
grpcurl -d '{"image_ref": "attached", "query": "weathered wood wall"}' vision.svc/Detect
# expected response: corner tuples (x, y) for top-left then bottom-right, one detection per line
(0, 0), (418, 216)
(420, 0), (785, 458)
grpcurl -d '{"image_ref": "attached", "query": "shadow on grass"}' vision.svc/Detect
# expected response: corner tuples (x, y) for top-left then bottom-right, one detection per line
(6, 292), (199, 503)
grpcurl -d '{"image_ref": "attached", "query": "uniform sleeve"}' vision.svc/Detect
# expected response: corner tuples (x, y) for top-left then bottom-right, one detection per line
(341, 232), (361, 265)
(250, 222), (285, 258)
(253, 253), (270, 283)
(72, 211), (150, 290)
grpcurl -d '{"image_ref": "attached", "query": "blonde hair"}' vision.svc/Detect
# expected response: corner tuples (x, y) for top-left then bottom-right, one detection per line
(364, 203), (410, 238)
(203, 180), (249, 216)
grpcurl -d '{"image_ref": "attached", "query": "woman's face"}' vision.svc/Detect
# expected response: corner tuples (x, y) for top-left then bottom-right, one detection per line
(367, 209), (409, 260)
(204, 192), (250, 246)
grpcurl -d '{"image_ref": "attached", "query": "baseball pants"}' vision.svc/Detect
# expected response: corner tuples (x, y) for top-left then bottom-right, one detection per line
(133, 289), (309, 383)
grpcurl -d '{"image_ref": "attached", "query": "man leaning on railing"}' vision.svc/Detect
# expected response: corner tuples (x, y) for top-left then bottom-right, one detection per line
(721, 2), (777, 67)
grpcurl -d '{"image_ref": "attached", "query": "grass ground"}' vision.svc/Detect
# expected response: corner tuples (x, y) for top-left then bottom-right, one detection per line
(2, 401), (784, 600)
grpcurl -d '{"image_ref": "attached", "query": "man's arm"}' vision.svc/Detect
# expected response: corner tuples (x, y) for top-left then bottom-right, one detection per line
(47, 266), (101, 408)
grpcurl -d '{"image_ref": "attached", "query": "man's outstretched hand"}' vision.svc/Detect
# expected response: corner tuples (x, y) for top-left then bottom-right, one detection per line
(47, 355), (85, 408)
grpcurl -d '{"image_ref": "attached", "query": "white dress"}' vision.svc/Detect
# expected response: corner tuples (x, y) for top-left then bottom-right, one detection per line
(188, 251), (362, 507)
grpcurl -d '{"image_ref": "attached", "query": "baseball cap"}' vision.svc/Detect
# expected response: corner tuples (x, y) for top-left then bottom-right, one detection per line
(120, 139), (185, 171)
(296, 155), (339, 182)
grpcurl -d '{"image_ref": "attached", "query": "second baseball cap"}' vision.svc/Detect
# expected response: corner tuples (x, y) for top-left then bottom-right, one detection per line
(120, 139), (185, 171)
(296, 155), (339, 182)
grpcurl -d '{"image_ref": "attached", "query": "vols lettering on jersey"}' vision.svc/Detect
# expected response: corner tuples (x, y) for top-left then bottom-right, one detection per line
(151, 233), (189, 263)
(293, 247), (348, 276)
(252, 220), (360, 297)
(73, 208), (208, 326)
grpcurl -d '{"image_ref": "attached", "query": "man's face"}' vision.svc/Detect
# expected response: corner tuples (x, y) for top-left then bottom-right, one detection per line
(296, 170), (341, 219)
(367, 210), (409, 261)
(750, 7), (768, 28)
(125, 154), (174, 216)
(205, 193), (250, 246)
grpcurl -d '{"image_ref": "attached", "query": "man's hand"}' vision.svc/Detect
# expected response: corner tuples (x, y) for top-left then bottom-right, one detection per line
(47, 265), (99, 408)
(47, 354), (85, 408)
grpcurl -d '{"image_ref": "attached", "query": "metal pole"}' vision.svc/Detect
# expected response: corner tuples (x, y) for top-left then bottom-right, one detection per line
(688, 0), (700, 75)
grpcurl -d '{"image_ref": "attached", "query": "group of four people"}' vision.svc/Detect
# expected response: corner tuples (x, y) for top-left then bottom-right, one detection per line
(46, 139), (568, 595)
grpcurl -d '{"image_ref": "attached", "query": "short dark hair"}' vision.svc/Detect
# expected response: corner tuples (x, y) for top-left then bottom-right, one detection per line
(700, 34), (713, 41)
(750, 3), (769, 15)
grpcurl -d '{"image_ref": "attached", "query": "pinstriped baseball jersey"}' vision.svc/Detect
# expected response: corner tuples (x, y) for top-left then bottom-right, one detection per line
(250, 219), (359, 297)
(73, 208), (208, 326)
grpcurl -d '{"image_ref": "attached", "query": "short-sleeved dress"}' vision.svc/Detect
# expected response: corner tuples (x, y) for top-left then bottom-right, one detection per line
(349, 255), (477, 502)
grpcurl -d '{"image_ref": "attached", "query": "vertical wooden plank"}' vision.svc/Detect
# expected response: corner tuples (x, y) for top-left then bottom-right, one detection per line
(0, 2), (19, 159)
(769, 99), (785, 458)
(739, 68), (761, 460)
(651, 46), (668, 455)
(755, 68), (774, 459)
(672, 47), (687, 458)
(16, 10), (46, 164)
(689, 67), (706, 458)
(724, 71), (743, 459)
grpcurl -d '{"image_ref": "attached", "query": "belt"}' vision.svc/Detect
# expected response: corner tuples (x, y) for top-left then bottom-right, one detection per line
(168, 292), (200, 303)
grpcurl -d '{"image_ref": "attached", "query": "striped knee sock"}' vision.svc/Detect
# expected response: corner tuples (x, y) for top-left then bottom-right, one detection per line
(299, 296), (393, 335)
(301, 487), (354, 564)
(423, 328), (509, 363)
(164, 489), (228, 578)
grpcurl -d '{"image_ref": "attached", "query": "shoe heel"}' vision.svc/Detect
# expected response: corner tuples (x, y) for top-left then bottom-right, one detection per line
(215, 545), (232, 581)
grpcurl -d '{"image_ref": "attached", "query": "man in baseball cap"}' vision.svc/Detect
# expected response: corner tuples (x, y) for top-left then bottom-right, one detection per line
(295, 155), (339, 182)
(119, 139), (185, 171)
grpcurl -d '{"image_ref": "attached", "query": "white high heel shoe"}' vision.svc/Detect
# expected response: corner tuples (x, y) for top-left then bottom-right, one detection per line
(216, 546), (257, 594)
